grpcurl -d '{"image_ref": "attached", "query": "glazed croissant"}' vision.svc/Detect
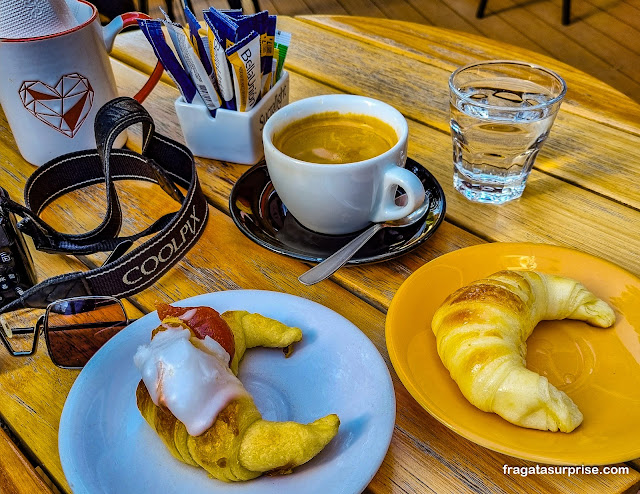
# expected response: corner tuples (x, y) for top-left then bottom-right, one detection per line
(135, 304), (339, 481)
(431, 270), (615, 432)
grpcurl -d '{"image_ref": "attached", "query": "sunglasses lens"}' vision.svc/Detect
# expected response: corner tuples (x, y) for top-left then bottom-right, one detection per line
(46, 297), (127, 368)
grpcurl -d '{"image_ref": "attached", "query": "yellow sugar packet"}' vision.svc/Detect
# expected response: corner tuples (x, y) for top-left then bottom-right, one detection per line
(204, 10), (237, 110)
(226, 31), (262, 112)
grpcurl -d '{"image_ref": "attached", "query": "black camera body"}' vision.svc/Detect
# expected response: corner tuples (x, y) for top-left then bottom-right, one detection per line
(0, 188), (37, 305)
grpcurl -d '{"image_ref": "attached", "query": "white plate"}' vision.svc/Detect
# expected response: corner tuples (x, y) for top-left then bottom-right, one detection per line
(59, 290), (395, 494)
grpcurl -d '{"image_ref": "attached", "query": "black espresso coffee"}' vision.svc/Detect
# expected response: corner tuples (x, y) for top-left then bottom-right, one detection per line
(272, 111), (398, 164)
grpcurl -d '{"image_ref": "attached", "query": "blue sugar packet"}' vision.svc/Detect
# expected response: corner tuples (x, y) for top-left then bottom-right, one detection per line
(138, 19), (197, 103)
(182, 5), (214, 78)
(204, 8), (238, 49)
(232, 10), (268, 43)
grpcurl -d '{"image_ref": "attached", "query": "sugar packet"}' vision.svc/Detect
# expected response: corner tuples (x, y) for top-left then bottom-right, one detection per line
(138, 19), (197, 104)
(204, 9), (238, 110)
(226, 30), (262, 112)
(162, 12), (221, 114)
(274, 29), (291, 84)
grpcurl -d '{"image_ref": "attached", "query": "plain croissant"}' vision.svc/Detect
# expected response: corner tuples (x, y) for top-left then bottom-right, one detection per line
(431, 270), (615, 432)
(136, 307), (339, 481)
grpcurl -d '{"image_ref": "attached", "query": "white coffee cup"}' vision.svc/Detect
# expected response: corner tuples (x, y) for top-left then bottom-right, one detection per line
(0, 0), (162, 166)
(263, 94), (425, 235)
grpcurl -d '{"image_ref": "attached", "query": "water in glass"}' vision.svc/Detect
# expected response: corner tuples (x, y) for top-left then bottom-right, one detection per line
(450, 70), (564, 204)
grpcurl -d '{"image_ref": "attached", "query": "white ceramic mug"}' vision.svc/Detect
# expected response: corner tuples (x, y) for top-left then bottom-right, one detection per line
(263, 94), (425, 235)
(0, 0), (163, 166)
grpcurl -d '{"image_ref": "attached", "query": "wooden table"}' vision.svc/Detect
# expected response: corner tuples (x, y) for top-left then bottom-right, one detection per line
(1, 15), (639, 494)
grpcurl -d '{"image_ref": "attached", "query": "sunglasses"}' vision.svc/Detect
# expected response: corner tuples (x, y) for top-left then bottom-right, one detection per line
(0, 296), (132, 369)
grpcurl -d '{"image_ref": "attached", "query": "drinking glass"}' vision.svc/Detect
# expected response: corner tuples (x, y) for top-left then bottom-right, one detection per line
(449, 60), (566, 204)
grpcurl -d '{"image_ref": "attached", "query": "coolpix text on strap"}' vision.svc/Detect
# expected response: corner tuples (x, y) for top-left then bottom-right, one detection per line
(0, 97), (209, 314)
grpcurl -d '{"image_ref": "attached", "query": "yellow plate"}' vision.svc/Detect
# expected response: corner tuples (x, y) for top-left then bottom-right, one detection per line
(386, 242), (640, 465)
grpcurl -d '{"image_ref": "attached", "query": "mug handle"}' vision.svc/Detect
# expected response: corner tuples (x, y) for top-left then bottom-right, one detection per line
(371, 165), (426, 223)
(102, 12), (164, 103)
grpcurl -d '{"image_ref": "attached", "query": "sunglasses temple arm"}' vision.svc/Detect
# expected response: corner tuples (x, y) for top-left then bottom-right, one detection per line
(0, 317), (42, 357)
(9, 327), (37, 335)
(0, 328), (14, 354)
(46, 319), (136, 332)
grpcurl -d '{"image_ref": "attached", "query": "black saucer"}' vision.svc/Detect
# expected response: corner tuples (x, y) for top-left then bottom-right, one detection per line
(229, 158), (446, 264)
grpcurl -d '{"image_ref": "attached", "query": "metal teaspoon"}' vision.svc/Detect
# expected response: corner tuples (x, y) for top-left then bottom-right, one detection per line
(298, 192), (431, 286)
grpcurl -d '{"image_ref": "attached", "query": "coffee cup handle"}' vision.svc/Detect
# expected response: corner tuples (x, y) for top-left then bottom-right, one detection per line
(102, 12), (164, 103)
(371, 165), (426, 223)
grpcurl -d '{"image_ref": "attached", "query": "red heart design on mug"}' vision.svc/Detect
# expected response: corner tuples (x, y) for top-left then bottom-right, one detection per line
(19, 73), (94, 138)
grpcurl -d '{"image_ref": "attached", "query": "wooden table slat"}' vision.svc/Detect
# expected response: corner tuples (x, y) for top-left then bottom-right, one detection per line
(0, 427), (53, 494)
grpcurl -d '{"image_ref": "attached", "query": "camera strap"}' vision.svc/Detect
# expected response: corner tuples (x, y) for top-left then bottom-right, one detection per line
(0, 97), (209, 313)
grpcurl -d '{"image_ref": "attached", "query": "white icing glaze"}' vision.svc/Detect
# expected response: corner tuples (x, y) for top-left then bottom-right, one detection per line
(134, 327), (248, 436)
